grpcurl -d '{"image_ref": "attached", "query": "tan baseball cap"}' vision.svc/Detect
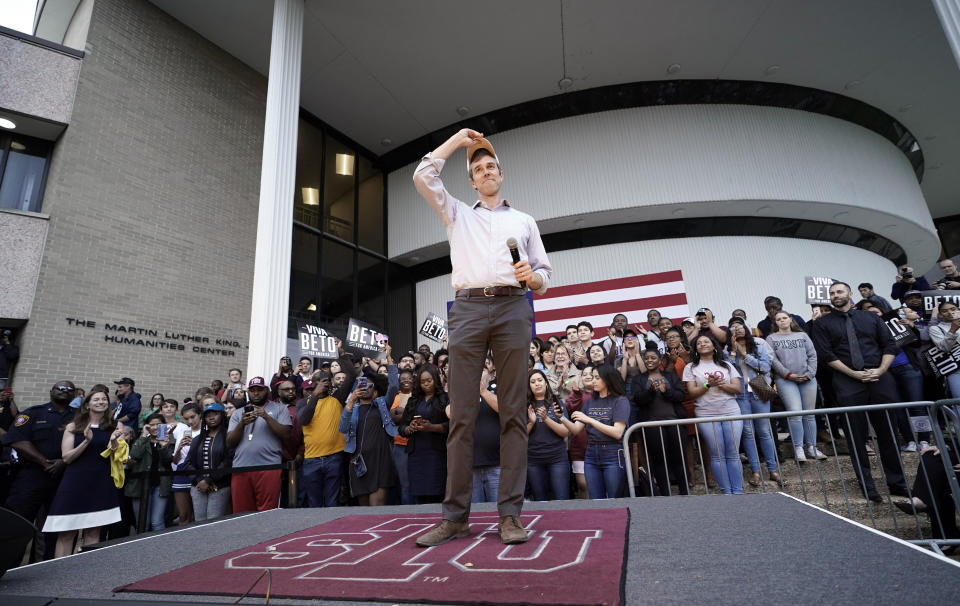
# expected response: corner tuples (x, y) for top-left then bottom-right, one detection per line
(466, 137), (499, 172)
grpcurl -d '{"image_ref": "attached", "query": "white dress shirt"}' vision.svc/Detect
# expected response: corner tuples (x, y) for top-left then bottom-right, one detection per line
(413, 154), (552, 295)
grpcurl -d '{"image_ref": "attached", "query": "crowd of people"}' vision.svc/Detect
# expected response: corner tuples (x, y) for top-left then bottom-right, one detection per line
(1, 260), (958, 561)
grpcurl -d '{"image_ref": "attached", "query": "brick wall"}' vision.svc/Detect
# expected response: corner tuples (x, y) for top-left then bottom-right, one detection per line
(14, 0), (267, 404)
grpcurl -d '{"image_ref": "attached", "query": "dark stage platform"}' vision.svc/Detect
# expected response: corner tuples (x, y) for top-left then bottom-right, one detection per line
(2, 493), (959, 605)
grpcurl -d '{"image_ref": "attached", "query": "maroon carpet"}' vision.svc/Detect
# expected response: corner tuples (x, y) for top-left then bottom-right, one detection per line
(116, 509), (628, 605)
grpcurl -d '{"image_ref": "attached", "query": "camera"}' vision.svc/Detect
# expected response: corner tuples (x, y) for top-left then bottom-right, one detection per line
(244, 404), (254, 413)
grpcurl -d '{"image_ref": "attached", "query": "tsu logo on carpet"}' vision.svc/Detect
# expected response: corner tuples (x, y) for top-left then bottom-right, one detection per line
(117, 509), (629, 605)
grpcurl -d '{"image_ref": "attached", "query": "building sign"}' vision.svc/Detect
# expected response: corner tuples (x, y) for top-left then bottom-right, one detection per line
(64, 317), (243, 356)
(419, 313), (447, 343)
(346, 317), (388, 360)
(297, 322), (338, 359)
(804, 276), (835, 305)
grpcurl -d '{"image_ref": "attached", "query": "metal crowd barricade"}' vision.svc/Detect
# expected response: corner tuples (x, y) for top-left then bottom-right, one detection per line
(622, 399), (960, 551)
(127, 461), (296, 533)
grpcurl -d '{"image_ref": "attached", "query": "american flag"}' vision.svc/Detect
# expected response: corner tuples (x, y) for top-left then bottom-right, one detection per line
(533, 270), (690, 339)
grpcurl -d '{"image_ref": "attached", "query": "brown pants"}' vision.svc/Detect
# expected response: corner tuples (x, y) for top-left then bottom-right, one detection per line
(443, 294), (532, 522)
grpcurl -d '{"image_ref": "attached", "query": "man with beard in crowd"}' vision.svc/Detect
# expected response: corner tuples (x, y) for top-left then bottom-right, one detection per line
(2, 380), (77, 563)
(226, 377), (292, 512)
(297, 350), (357, 508)
(810, 282), (909, 502)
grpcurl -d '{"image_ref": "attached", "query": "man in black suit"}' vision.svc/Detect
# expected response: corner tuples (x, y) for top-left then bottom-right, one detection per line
(810, 281), (910, 502)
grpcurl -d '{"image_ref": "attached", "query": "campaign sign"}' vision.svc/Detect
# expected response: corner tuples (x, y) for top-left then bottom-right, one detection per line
(880, 310), (918, 348)
(805, 276), (835, 305)
(419, 312), (447, 343)
(923, 342), (960, 378)
(920, 290), (960, 314)
(297, 323), (337, 359)
(346, 317), (388, 360)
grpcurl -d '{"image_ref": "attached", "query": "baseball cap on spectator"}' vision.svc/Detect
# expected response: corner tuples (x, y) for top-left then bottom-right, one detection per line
(202, 402), (225, 414)
(319, 360), (332, 368)
(764, 296), (781, 304)
(681, 317), (696, 326)
(300, 379), (314, 392)
(113, 377), (135, 387)
(904, 290), (922, 297)
(695, 307), (710, 316)
(248, 376), (267, 389)
(1, 387), (11, 394)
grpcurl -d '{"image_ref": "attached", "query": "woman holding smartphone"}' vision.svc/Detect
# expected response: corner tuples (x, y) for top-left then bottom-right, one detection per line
(526, 369), (570, 501)
(125, 413), (175, 531)
(560, 364), (630, 499)
(43, 388), (122, 557)
(399, 365), (449, 504)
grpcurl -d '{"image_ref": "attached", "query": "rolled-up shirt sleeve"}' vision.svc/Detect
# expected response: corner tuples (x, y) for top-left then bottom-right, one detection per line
(413, 154), (458, 227)
(525, 215), (552, 295)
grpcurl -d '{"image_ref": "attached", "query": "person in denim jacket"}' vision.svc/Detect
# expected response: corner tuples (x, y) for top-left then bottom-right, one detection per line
(339, 369), (398, 506)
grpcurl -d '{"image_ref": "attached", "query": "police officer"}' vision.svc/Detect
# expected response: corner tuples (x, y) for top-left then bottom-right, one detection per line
(1, 380), (77, 563)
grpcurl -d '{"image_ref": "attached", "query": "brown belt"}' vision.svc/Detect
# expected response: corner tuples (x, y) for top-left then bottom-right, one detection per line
(455, 286), (526, 298)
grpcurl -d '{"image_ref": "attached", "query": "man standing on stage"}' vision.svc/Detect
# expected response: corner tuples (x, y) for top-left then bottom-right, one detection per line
(413, 128), (552, 546)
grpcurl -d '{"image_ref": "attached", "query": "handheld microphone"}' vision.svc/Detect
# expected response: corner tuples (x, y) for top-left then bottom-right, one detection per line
(506, 237), (525, 289)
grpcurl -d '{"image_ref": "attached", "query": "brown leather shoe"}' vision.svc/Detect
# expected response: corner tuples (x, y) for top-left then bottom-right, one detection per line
(498, 516), (530, 545)
(416, 520), (470, 548)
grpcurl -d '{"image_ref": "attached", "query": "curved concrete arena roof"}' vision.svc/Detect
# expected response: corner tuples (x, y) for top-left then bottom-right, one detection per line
(149, 0), (960, 219)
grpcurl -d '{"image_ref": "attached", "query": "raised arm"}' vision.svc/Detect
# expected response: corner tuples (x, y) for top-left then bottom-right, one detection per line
(412, 128), (483, 226)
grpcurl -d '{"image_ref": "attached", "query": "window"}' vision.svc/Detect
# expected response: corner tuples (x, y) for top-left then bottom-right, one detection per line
(319, 238), (355, 333)
(288, 228), (319, 336)
(357, 155), (384, 253)
(0, 135), (51, 212)
(323, 135), (355, 242)
(293, 121), (324, 229)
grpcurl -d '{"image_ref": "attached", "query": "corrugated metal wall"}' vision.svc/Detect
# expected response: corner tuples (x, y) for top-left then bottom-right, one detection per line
(388, 104), (937, 268)
(413, 236), (895, 347)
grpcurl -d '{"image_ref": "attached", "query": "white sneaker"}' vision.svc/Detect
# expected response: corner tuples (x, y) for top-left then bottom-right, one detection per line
(794, 446), (807, 462)
(901, 441), (917, 453)
(918, 441), (930, 450)
(806, 445), (827, 460)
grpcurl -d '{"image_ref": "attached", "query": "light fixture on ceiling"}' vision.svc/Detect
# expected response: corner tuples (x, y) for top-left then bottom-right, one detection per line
(898, 104), (912, 113)
(666, 63), (681, 75)
(843, 80), (860, 90)
(882, 224), (897, 231)
(380, 138), (392, 147)
(456, 106), (469, 117)
(409, 256), (420, 263)
(764, 65), (781, 76)
(306, 303), (316, 311)
(910, 142), (920, 153)
(757, 205), (771, 214)
(672, 208), (687, 216)
(10, 141), (26, 151)
(574, 218), (585, 226)
(301, 187), (319, 206)
(558, 77), (573, 90)
(833, 211), (849, 220)
(335, 153), (354, 176)
(0, 118), (16, 129)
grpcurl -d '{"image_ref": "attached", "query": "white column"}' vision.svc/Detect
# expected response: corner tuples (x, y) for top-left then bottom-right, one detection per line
(247, 0), (303, 380)
(933, 0), (960, 71)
